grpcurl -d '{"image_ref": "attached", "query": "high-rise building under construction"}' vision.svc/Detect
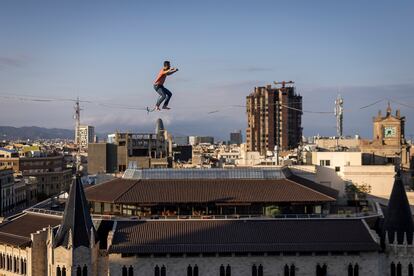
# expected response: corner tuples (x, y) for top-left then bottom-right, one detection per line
(246, 82), (302, 155)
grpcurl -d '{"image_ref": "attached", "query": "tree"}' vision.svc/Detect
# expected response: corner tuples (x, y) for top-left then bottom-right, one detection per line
(345, 182), (371, 200)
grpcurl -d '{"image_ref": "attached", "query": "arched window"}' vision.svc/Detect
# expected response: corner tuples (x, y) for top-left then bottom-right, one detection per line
(62, 267), (67, 276)
(284, 264), (289, 276)
(316, 264), (327, 276)
(290, 264), (295, 276)
(128, 266), (134, 276)
(187, 265), (193, 276)
(391, 262), (396, 276)
(57, 266), (62, 276)
(348, 264), (353, 276)
(76, 266), (82, 276)
(193, 265), (199, 276)
(14, 256), (17, 272)
(258, 264), (263, 276)
(226, 264), (231, 276)
(23, 259), (27, 275)
(397, 263), (402, 276)
(252, 264), (257, 276)
(354, 264), (359, 276)
(161, 265), (166, 276)
(409, 263), (414, 276)
(220, 265), (225, 276)
(83, 265), (88, 276)
(122, 266), (128, 276)
(154, 265), (160, 276)
(16, 257), (20, 273)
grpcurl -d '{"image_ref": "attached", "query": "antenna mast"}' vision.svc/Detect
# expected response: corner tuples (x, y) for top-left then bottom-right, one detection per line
(74, 97), (81, 172)
(334, 94), (344, 137)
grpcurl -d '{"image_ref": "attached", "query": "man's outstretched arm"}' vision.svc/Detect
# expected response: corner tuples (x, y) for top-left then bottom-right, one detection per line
(166, 68), (179, 75)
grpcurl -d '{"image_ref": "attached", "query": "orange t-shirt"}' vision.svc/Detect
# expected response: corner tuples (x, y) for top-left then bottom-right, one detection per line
(154, 68), (167, 85)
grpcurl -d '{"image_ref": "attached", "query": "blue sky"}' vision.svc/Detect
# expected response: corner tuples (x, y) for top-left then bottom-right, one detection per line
(0, 0), (413, 140)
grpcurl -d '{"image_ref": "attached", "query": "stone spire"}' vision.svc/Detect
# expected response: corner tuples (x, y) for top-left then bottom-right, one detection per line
(383, 171), (414, 245)
(54, 175), (97, 249)
(386, 102), (392, 116)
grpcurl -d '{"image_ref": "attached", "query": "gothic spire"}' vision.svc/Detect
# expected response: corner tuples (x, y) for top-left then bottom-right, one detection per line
(54, 174), (97, 249)
(383, 171), (414, 245)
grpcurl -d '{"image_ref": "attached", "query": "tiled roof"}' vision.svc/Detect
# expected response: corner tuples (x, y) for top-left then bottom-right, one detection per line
(0, 212), (61, 247)
(109, 219), (380, 254)
(85, 178), (335, 204)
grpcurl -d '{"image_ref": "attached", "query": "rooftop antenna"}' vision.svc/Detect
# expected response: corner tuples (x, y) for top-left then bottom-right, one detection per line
(74, 97), (82, 172)
(335, 94), (344, 138)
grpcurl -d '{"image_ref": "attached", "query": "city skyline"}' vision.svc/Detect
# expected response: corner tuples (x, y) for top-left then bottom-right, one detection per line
(1, 0), (413, 139)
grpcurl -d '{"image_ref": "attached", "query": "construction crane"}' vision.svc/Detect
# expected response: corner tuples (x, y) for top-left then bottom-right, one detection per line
(273, 80), (295, 88)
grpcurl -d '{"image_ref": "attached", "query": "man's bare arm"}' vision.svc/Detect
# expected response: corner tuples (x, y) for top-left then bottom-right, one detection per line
(166, 68), (179, 75)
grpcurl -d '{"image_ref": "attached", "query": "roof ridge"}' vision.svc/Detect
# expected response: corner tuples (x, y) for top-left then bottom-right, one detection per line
(284, 178), (336, 201)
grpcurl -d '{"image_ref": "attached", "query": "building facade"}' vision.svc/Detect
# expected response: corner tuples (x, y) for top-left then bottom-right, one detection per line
(0, 171), (414, 275)
(76, 125), (95, 152)
(89, 119), (172, 173)
(246, 83), (302, 155)
(229, 130), (243, 145)
(0, 169), (14, 217)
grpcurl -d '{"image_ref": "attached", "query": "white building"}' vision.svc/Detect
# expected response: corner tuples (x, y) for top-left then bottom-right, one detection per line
(76, 125), (95, 152)
(300, 151), (396, 197)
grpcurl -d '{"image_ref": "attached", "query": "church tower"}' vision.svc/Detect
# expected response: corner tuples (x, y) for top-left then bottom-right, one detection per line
(47, 175), (99, 276)
(373, 102), (405, 147)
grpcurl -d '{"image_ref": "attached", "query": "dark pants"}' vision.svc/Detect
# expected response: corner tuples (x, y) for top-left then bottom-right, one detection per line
(154, 84), (172, 107)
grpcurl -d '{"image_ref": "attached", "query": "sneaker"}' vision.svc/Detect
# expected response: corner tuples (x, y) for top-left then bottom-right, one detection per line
(162, 106), (171, 110)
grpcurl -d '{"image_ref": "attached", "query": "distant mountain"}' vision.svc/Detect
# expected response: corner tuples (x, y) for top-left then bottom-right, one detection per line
(0, 126), (74, 140)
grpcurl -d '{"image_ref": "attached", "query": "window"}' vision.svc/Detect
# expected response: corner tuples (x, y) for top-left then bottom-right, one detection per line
(154, 265), (160, 276)
(316, 264), (327, 276)
(397, 263), (402, 276)
(122, 266), (128, 276)
(290, 264), (295, 276)
(77, 266), (82, 276)
(354, 264), (359, 276)
(284, 265), (289, 276)
(409, 263), (413, 276)
(335, 166), (340, 172)
(220, 265), (225, 276)
(348, 264), (353, 276)
(187, 265), (192, 276)
(57, 267), (62, 276)
(193, 265), (198, 276)
(62, 267), (67, 276)
(128, 266), (134, 276)
(390, 262), (396, 276)
(83, 265), (88, 276)
(226, 265), (231, 276)
(161, 265), (166, 276)
(258, 264), (263, 276)
(252, 265), (258, 276)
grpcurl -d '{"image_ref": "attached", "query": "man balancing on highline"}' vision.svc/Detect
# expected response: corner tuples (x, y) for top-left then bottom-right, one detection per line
(152, 61), (179, 111)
